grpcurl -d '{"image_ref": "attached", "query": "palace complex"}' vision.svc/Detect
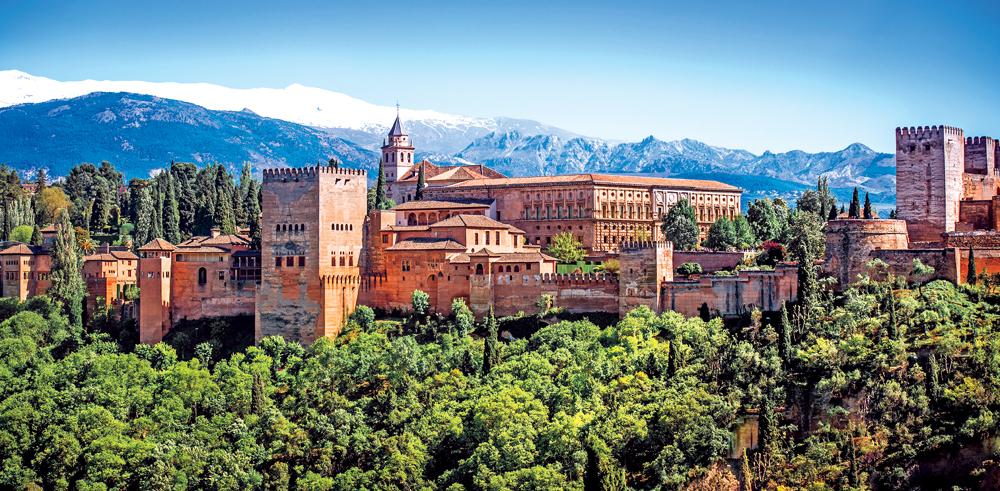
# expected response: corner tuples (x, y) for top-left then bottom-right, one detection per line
(46, 116), (1000, 346)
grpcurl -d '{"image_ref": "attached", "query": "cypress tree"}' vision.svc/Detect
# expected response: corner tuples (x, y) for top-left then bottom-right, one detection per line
(30, 225), (42, 246)
(968, 247), (978, 285)
(779, 306), (792, 363)
(134, 187), (156, 248)
(828, 204), (838, 220)
(374, 158), (390, 210)
(244, 180), (262, 245)
(889, 209), (897, 219)
(759, 395), (778, 456)
(584, 437), (601, 491)
(863, 192), (873, 219)
(887, 291), (899, 340)
(927, 353), (941, 403)
(667, 338), (681, 378)
(741, 449), (753, 491)
(251, 372), (265, 416)
(162, 173), (181, 243)
(49, 209), (85, 329)
(482, 307), (500, 375)
(848, 187), (860, 218)
(415, 163), (426, 200)
(236, 162), (253, 227)
(847, 433), (859, 487)
(840, 204), (846, 214)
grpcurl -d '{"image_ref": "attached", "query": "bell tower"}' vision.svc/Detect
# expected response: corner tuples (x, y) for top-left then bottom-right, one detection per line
(381, 108), (415, 182)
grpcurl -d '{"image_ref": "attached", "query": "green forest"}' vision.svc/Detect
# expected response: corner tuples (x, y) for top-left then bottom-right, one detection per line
(1, 165), (998, 489)
(3, 254), (1000, 489)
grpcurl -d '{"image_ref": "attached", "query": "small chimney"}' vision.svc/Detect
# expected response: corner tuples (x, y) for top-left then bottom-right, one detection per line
(210, 227), (221, 238)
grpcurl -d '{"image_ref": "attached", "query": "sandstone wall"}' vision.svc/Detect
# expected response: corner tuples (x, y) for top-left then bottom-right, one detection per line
(659, 266), (798, 318)
(824, 219), (909, 288)
(871, 248), (959, 284)
(959, 200), (992, 231)
(618, 242), (673, 316)
(488, 273), (620, 317)
(171, 260), (256, 323)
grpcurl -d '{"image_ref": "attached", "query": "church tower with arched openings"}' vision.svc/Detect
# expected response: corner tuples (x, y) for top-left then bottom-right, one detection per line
(382, 111), (415, 182)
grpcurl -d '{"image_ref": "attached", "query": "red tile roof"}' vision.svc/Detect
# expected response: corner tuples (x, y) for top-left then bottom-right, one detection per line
(429, 214), (525, 233)
(138, 238), (176, 251)
(386, 238), (467, 251)
(392, 199), (493, 211)
(396, 160), (505, 182)
(0, 243), (47, 255)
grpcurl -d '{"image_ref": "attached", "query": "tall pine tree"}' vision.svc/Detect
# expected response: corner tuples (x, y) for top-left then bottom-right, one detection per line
(49, 209), (86, 329)
(863, 192), (873, 219)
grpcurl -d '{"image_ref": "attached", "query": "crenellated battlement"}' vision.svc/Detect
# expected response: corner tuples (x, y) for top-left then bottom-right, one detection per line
(262, 165), (367, 183)
(619, 240), (671, 251)
(896, 125), (964, 141)
(966, 136), (996, 147)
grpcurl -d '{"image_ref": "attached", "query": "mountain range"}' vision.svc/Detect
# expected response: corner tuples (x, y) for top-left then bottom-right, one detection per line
(0, 70), (897, 207)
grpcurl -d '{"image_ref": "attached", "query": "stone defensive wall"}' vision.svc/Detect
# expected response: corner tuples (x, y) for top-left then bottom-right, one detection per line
(871, 248), (959, 284)
(261, 165), (367, 182)
(672, 250), (750, 273)
(824, 219), (909, 288)
(659, 265), (798, 318)
(485, 272), (620, 317)
(945, 232), (1000, 280)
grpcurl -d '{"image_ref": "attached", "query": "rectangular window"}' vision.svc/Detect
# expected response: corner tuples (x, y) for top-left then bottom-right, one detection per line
(382, 234), (388, 244)
(495, 231), (500, 245)
(218, 270), (225, 280)
(286, 256), (294, 267)
(299, 256), (305, 267)
(275, 257), (282, 267)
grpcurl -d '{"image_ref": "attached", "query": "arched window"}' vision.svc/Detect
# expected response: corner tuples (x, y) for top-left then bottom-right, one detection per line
(408, 213), (417, 226)
(475, 264), (484, 275)
(198, 267), (207, 285)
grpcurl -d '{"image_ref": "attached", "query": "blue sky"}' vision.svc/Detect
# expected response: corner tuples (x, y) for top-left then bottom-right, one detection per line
(1, 0), (998, 153)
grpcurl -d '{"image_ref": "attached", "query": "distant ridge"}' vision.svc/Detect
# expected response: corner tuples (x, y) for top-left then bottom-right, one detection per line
(0, 70), (897, 206)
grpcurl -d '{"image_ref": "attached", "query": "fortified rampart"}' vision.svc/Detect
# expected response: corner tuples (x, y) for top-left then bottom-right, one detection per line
(871, 248), (960, 284)
(486, 273), (620, 317)
(824, 219), (909, 287)
(660, 265), (798, 318)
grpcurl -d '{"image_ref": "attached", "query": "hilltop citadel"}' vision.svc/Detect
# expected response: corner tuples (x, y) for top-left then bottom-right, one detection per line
(1, 119), (997, 345)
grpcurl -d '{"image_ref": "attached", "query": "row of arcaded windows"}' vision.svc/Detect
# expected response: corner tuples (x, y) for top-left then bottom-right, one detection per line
(332, 255), (355, 267)
(276, 223), (306, 233)
(332, 223), (354, 231)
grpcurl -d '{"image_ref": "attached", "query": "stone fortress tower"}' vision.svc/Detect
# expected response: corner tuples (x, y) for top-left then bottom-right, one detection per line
(382, 114), (415, 182)
(256, 165), (368, 343)
(895, 126), (966, 243)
